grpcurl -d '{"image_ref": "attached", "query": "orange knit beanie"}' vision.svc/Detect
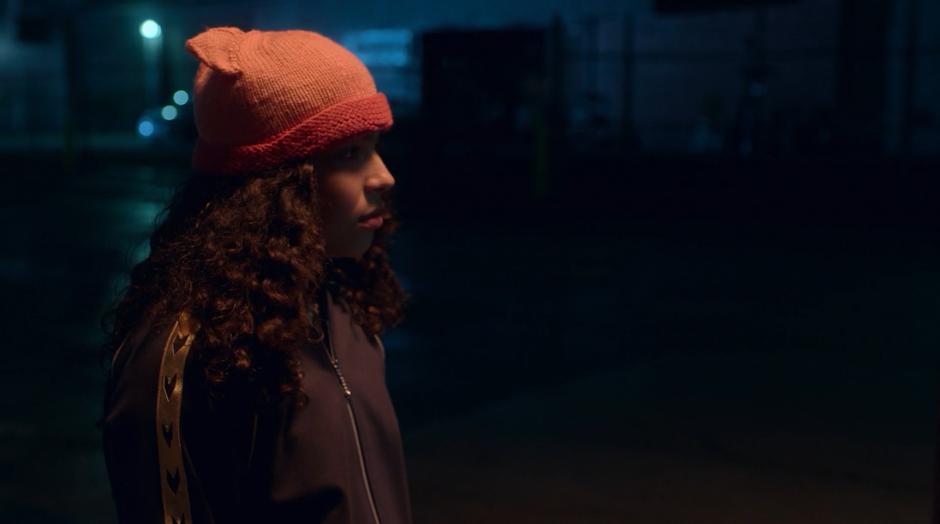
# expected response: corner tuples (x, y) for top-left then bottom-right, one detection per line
(184, 26), (393, 175)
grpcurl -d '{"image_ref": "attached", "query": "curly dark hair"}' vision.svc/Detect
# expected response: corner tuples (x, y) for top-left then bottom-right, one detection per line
(99, 159), (409, 409)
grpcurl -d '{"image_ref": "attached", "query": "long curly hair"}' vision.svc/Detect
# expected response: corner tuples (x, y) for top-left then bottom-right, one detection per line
(99, 159), (408, 409)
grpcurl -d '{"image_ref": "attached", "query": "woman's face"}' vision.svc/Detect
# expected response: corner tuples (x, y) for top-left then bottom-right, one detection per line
(316, 131), (396, 260)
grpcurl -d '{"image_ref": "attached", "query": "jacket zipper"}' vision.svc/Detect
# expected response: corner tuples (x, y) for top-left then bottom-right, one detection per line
(324, 319), (383, 524)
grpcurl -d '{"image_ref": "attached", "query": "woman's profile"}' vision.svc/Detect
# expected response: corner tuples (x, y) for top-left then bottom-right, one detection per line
(98, 26), (412, 524)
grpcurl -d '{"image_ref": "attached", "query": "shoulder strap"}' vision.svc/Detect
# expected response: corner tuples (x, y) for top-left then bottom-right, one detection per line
(97, 334), (131, 431)
(373, 333), (386, 360)
(156, 311), (200, 524)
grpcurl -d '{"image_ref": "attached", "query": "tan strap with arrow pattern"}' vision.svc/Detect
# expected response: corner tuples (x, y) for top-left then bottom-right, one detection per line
(156, 311), (200, 524)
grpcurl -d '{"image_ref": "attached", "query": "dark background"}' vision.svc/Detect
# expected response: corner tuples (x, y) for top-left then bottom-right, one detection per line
(2, 0), (940, 522)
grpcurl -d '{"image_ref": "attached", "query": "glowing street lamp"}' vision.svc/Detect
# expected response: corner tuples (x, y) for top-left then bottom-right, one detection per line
(161, 105), (178, 121)
(140, 19), (164, 115)
(172, 90), (189, 105)
(137, 119), (155, 137)
(140, 20), (162, 39)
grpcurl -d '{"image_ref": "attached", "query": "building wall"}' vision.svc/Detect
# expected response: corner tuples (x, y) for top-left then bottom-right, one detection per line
(633, 0), (842, 153)
(2, 0), (938, 157)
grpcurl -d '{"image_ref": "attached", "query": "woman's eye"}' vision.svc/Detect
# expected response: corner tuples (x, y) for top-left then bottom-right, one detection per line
(337, 144), (371, 163)
(341, 146), (358, 160)
(330, 140), (376, 165)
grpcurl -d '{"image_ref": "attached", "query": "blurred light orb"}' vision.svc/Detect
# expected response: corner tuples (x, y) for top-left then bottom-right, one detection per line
(161, 105), (178, 120)
(140, 20), (162, 39)
(172, 90), (189, 105)
(138, 119), (155, 137)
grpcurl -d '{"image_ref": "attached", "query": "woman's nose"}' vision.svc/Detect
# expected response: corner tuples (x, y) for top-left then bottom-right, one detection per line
(368, 155), (395, 191)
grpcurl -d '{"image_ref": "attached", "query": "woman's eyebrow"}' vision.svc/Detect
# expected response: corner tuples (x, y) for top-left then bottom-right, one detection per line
(347, 132), (377, 146)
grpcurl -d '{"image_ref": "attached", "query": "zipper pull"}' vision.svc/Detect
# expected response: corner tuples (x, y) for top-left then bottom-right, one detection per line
(333, 359), (353, 398)
(328, 347), (353, 398)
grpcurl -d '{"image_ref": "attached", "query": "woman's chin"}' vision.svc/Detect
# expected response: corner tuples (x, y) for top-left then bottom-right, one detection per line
(325, 232), (373, 260)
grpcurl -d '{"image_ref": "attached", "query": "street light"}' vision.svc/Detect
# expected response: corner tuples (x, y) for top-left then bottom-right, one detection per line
(138, 119), (155, 137)
(140, 20), (162, 39)
(161, 105), (178, 121)
(172, 90), (189, 105)
(140, 19), (164, 115)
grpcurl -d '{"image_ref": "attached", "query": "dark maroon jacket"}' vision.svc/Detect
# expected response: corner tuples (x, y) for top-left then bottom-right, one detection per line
(101, 290), (413, 524)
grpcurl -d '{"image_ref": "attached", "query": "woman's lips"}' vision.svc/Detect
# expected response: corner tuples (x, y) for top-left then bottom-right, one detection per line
(358, 215), (384, 229)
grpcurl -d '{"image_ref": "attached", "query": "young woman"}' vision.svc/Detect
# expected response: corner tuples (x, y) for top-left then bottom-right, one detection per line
(99, 27), (412, 524)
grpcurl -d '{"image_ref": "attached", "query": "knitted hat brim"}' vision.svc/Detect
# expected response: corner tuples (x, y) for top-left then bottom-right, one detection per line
(192, 92), (393, 176)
